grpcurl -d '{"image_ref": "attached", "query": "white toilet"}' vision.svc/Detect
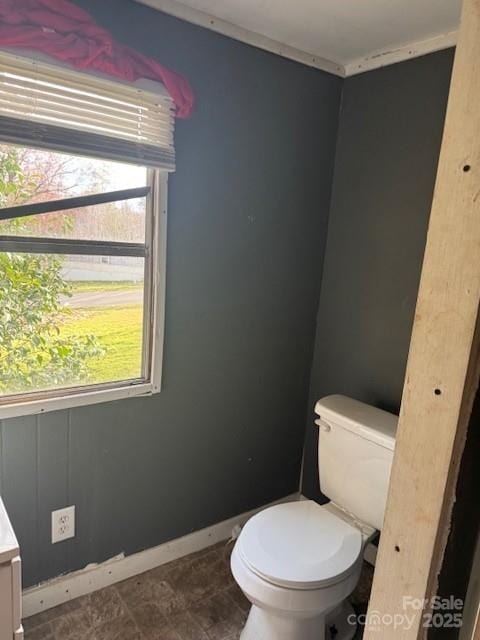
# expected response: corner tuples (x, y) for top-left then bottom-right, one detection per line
(231, 394), (397, 640)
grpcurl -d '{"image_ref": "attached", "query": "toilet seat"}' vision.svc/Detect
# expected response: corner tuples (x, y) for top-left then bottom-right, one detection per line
(237, 500), (362, 590)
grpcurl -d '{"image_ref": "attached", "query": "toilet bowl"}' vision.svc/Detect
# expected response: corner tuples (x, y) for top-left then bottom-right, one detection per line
(231, 500), (372, 640)
(231, 395), (398, 640)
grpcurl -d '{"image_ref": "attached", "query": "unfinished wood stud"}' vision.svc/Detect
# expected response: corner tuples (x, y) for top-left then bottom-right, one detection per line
(364, 0), (480, 635)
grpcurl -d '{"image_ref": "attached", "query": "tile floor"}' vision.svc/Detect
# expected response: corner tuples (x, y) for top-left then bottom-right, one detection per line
(23, 541), (374, 640)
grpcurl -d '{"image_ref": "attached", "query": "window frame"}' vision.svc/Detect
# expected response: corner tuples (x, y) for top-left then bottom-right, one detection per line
(0, 165), (167, 420)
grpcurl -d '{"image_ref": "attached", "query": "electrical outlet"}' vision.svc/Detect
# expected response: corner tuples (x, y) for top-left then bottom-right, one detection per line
(51, 506), (75, 544)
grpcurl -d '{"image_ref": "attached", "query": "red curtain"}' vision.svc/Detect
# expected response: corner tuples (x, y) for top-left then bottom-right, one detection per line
(0, 0), (194, 118)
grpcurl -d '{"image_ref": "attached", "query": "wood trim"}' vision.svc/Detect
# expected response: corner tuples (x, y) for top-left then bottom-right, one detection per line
(0, 383), (154, 421)
(134, 0), (457, 77)
(133, 0), (344, 77)
(473, 608), (480, 639)
(364, 0), (480, 637)
(343, 31), (458, 77)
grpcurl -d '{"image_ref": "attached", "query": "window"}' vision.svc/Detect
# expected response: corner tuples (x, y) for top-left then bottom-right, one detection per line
(0, 52), (173, 418)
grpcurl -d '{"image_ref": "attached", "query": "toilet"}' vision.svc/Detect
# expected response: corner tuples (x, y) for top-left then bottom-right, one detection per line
(231, 394), (397, 640)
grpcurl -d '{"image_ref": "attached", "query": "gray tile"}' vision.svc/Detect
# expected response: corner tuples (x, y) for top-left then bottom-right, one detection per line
(170, 611), (209, 640)
(224, 586), (250, 614)
(117, 573), (163, 609)
(191, 593), (244, 632)
(148, 561), (183, 582)
(23, 540), (247, 640)
(189, 550), (221, 573)
(130, 602), (180, 640)
(50, 610), (93, 640)
(148, 545), (223, 582)
(166, 563), (217, 606)
(206, 619), (243, 640)
(23, 622), (54, 640)
(93, 613), (142, 640)
(149, 626), (183, 640)
(201, 555), (235, 594)
(23, 599), (83, 630)
(150, 579), (188, 617)
(82, 585), (128, 627)
(216, 542), (235, 570)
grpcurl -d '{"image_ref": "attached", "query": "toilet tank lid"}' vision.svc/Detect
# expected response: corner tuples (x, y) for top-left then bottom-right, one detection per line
(315, 395), (397, 451)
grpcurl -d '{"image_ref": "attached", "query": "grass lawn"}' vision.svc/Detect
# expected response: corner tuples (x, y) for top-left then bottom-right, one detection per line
(60, 304), (143, 382)
(70, 281), (143, 294)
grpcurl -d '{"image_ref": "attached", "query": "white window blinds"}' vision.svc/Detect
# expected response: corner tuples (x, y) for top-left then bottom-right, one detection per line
(0, 51), (175, 169)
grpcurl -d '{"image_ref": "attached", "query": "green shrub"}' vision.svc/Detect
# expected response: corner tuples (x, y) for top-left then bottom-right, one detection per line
(0, 147), (104, 394)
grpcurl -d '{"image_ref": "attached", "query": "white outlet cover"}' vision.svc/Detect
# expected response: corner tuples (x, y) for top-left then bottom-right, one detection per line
(51, 506), (75, 544)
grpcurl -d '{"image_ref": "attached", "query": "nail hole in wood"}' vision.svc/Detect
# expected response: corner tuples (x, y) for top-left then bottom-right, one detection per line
(463, 164), (471, 172)
(434, 388), (442, 396)
(395, 545), (400, 552)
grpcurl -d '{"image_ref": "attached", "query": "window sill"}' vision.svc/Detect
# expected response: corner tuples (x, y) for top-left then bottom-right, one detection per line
(0, 382), (159, 421)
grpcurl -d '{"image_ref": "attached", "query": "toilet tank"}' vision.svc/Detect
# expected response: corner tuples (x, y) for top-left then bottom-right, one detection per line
(315, 395), (397, 531)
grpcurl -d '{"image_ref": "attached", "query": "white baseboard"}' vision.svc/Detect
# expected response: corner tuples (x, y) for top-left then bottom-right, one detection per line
(22, 492), (301, 619)
(23, 493), (378, 619)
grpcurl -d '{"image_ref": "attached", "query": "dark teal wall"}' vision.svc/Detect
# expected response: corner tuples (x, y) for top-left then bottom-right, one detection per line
(0, 0), (342, 587)
(302, 50), (454, 500)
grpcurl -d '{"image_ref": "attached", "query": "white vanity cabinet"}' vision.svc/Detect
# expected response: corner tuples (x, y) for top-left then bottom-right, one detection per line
(0, 499), (22, 639)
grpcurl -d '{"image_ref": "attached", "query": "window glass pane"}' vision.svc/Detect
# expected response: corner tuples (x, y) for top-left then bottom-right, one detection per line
(0, 252), (145, 398)
(0, 198), (147, 244)
(0, 145), (147, 243)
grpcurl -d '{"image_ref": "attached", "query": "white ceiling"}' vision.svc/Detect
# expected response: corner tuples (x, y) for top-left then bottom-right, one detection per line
(136, 0), (462, 76)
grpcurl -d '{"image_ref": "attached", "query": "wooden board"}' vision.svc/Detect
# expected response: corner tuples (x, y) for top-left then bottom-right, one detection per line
(363, 0), (480, 637)
(473, 610), (480, 640)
